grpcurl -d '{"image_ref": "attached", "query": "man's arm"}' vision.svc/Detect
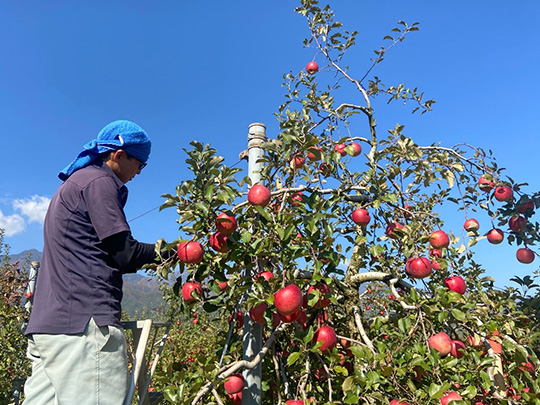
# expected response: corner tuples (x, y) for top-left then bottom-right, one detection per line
(101, 231), (156, 274)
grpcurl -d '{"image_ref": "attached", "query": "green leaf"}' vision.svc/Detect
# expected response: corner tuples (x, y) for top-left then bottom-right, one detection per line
(287, 351), (301, 366)
(451, 308), (466, 322)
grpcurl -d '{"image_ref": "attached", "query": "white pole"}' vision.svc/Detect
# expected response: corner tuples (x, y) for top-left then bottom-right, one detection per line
(242, 123), (266, 405)
(25, 261), (39, 312)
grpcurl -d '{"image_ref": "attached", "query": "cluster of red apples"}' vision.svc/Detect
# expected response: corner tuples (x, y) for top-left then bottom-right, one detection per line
(352, 208), (466, 294)
(471, 176), (536, 264)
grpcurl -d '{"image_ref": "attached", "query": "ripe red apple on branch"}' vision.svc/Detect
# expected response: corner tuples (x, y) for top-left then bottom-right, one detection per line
(306, 283), (331, 309)
(478, 175), (495, 192)
(177, 241), (204, 264)
(182, 282), (202, 303)
(313, 325), (337, 353)
(307, 146), (323, 161)
(428, 332), (453, 356)
(450, 339), (466, 359)
(430, 230), (449, 249)
(306, 61), (319, 74)
(215, 212), (237, 235)
(486, 228), (504, 244)
(405, 257), (432, 279)
(390, 400), (410, 405)
(516, 247), (535, 264)
(248, 184), (272, 207)
(274, 284), (303, 316)
(494, 185), (513, 202)
(444, 275), (466, 294)
(351, 208), (370, 226)
(224, 373), (245, 394)
(334, 143), (347, 156)
(439, 391), (462, 405)
(463, 218), (479, 232)
(508, 215), (526, 232)
(209, 232), (229, 252)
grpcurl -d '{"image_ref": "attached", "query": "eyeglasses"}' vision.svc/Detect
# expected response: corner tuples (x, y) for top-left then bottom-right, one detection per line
(126, 152), (147, 170)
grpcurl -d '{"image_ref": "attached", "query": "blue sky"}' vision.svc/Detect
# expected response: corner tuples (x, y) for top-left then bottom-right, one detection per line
(1, 1), (539, 288)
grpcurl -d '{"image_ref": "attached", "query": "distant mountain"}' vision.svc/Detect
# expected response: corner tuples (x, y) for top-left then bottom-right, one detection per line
(122, 273), (167, 318)
(9, 249), (42, 264)
(9, 250), (166, 318)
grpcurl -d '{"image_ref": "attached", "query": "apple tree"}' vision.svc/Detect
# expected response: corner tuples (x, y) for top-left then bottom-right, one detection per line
(152, 1), (539, 403)
(0, 231), (31, 404)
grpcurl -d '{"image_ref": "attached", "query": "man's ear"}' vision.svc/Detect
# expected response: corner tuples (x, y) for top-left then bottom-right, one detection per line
(110, 149), (127, 162)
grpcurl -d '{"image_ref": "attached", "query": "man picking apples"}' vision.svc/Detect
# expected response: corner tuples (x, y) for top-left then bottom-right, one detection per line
(24, 120), (167, 404)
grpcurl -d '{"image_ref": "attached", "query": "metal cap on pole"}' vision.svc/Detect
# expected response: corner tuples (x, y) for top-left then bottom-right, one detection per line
(242, 123), (266, 405)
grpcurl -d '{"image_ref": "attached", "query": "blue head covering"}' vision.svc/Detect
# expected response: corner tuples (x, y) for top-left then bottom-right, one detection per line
(59, 120), (151, 180)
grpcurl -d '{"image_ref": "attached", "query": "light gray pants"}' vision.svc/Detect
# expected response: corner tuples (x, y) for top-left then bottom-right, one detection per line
(23, 318), (129, 405)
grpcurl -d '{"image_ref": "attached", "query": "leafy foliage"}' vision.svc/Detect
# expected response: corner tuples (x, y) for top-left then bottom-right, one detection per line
(0, 232), (31, 404)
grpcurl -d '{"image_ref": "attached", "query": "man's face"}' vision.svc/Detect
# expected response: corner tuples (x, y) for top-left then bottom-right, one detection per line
(107, 150), (144, 184)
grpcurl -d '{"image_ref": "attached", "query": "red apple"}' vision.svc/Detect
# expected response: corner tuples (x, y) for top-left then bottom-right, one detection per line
(386, 222), (406, 239)
(313, 325), (337, 353)
(291, 154), (305, 169)
(285, 400), (304, 405)
(248, 184), (271, 207)
(25, 292), (34, 299)
(518, 361), (535, 373)
(478, 175), (495, 192)
(307, 146), (323, 161)
(255, 271), (274, 283)
(517, 199), (535, 215)
(209, 232), (229, 252)
(430, 249), (442, 258)
(334, 143), (347, 156)
(428, 332), (453, 356)
(306, 283), (331, 309)
(494, 186), (513, 202)
(440, 391), (462, 405)
(405, 257), (432, 279)
(228, 391), (242, 405)
(274, 284), (303, 316)
(450, 340), (466, 359)
(390, 400), (410, 405)
(467, 335), (482, 347)
(318, 162), (334, 176)
(291, 192), (304, 207)
(486, 228), (504, 244)
(215, 212), (237, 235)
(444, 276), (466, 294)
(249, 303), (268, 325)
(295, 310), (308, 329)
(279, 310), (300, 323)
(349, 142), (362, 156)
(224, 373), (245, 394)
(508, 215), (526, 232)
(182, 282), (202, 303)
(217, 280), (228, 291)
(177, 241), (204, 264)
(228, 312), (244, 329)
(430, 230), (450, 249)
(351, 208), (370, 226)
(463, 218), (480, 232)
(306, 61), (319, 74)
(403, 204), (413, 218)
(516, 247), (535, 264)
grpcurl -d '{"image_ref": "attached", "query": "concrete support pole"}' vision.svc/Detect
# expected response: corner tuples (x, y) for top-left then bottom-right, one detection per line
(25, 261), (39, 312)
(242, 123), (266, 405)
